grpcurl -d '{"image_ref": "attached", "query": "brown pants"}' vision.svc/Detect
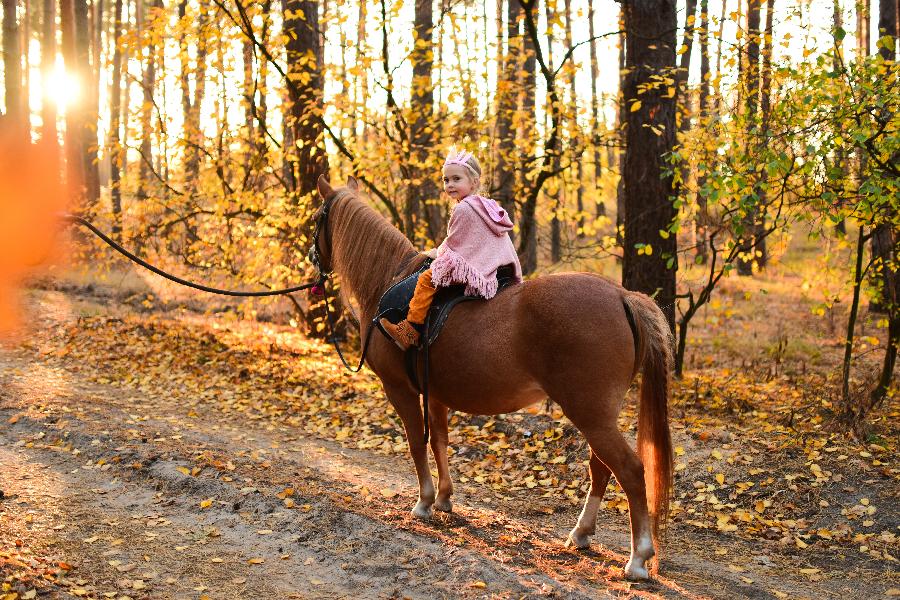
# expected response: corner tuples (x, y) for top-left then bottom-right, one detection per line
(407, 268), (438, 325)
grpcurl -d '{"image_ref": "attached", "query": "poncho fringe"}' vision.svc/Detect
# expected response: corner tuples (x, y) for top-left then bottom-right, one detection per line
(431, 246), (499, 299)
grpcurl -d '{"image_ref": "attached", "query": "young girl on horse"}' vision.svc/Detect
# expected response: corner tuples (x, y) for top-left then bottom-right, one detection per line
(380, 150), (523, 350)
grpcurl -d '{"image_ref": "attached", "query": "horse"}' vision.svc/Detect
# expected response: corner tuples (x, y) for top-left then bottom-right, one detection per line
(313, 175), (674, 581)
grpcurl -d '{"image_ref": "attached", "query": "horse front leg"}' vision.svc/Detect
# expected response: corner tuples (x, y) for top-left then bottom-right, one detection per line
(385, 384), (435, 520)
(428, 401), (453, 513)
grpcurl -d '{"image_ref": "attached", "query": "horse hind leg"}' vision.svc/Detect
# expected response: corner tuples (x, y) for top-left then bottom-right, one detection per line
(566, 452), (612, 549)
(583, 427), (655, 580)
(428, 401), (453, 513)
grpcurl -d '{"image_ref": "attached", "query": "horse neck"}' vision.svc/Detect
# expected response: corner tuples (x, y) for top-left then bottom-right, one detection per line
(330, 192), (415, 316)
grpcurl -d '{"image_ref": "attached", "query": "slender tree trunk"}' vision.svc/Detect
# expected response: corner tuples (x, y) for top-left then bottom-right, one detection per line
(493, 0), (519, 213)
(695, 0), (711, 263)
(40, 0), (57, 143)
(74, 0), (99, 203)
(588, 0), (603, 218)
(857, 0), (870, 54)
(108, 0), (123, 239)
(3, 0), (26, 134)
(737, 0), (762, 276)
(60, 0), (85, 194)
(22, 0), (30, 123)
(184, 0), (209, 186)
(516, 0), (539, 274)
(615, 6), (626, 250)
(621, 0), (679, 332)
(561, 0), (583, 238)
(409, 0), (441, 245)
(137, 0), (162, 201)
(545, 0), (562, 262)
(753, 0), (776, 266)
(841, 226), (867, 421)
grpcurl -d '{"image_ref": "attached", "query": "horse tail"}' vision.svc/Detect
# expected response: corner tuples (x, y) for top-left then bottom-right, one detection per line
(622, 292), (674, 546)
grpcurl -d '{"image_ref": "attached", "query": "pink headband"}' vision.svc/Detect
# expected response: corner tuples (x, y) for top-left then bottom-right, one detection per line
(444, 150), (479, 176)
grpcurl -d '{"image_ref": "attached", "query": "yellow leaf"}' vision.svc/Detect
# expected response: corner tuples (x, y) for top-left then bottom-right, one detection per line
(283, 498), (295, 508)
(248, 558), (264, 564)
(471, 581), (487, 588)
(630, 100), (642, 112)
(715, 473), (725, 485)
(200, 498), (213, 509)
(176, 466), (190, 476)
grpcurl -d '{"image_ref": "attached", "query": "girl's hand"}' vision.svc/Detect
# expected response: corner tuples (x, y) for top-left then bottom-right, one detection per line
(423, 248), (439, 259)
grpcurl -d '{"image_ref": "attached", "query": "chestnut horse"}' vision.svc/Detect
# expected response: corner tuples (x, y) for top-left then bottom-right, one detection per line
(314, 176), (674, 580)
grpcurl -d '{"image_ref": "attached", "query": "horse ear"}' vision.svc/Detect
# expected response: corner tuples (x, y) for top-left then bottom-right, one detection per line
(317, 174), (333, 198)
(347, 176), (360, 191)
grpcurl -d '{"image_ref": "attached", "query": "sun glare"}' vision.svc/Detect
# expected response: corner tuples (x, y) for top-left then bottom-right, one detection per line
(43, 63), (80, 113)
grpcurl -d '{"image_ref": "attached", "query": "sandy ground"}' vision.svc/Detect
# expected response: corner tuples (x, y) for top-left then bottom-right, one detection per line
(1, 288), (897, 599)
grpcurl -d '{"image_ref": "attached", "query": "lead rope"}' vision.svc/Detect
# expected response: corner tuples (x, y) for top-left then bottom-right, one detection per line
(63, 214), (320, 297)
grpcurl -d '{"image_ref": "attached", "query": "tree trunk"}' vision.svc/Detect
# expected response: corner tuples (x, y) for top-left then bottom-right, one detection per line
(546, 0), (562, 262)
(695, 0), (711, 264)
(516, 0), (539, 275)
(108, 0), (123, 239)
(857, 0), (870, 54)
(615, 6), (626, 250)
(493, 0), (519, 214)
(282, 0), (329, 198)
(3, 0), (26, 134)
(868, 0), (899, 406)
(562, 0), (584, 237)
(588, 0), (603, 218)
(74, 0), (99, 204)
(737, 0), (762, 276)
(60, 0), (85, 193)
(621, 0), (679, 332)
(408, 0), (441, 245)
(182, 0), (209, 187)
(40, 0), (56, 143)
(137, 0), (162, 202)
(871, 0), (898, 310)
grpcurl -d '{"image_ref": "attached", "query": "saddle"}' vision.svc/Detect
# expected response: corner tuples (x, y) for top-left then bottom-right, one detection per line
(373, 259), (517, 440)
(374, 259), (517, 347)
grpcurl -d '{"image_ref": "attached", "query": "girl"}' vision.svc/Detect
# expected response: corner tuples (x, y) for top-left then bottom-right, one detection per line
(381, 150), (523, 350)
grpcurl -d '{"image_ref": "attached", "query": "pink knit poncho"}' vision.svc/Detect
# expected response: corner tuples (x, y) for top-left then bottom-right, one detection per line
(430, 195), (523, 299)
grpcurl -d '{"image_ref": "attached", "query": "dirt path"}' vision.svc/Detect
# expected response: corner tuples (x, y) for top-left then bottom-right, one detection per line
(1, 289), (896, 599)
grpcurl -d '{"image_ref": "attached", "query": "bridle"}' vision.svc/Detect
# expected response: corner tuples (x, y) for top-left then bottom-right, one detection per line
(308, 192), (337, 286)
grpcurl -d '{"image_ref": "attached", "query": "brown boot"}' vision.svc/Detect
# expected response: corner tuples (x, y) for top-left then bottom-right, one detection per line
(379, 318), (420, 350)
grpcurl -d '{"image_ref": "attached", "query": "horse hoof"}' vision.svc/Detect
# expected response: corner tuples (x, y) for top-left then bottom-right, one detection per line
(433, 498), (453, 513)
(411, 502), (433, 520)
(565, 529), (591, 550)
(624, 559), (650, 581)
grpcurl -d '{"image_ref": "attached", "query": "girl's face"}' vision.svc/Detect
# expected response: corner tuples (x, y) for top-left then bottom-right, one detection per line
(442, 164), (478, 201)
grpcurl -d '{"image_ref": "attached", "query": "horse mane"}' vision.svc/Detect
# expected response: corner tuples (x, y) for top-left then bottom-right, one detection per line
(329, 187), (418, 310)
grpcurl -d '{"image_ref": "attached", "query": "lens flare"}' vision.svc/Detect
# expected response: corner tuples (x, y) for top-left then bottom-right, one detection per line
(0, 123), (69, 338)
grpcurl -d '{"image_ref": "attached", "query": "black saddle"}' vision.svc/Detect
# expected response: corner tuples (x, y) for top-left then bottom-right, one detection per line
(374, 259), (517, 346)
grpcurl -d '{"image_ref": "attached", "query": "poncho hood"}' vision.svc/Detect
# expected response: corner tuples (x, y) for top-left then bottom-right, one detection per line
(461, 195), (513, 235)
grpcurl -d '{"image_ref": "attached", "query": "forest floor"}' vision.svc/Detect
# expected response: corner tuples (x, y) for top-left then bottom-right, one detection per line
(1, 261), (898, 599)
